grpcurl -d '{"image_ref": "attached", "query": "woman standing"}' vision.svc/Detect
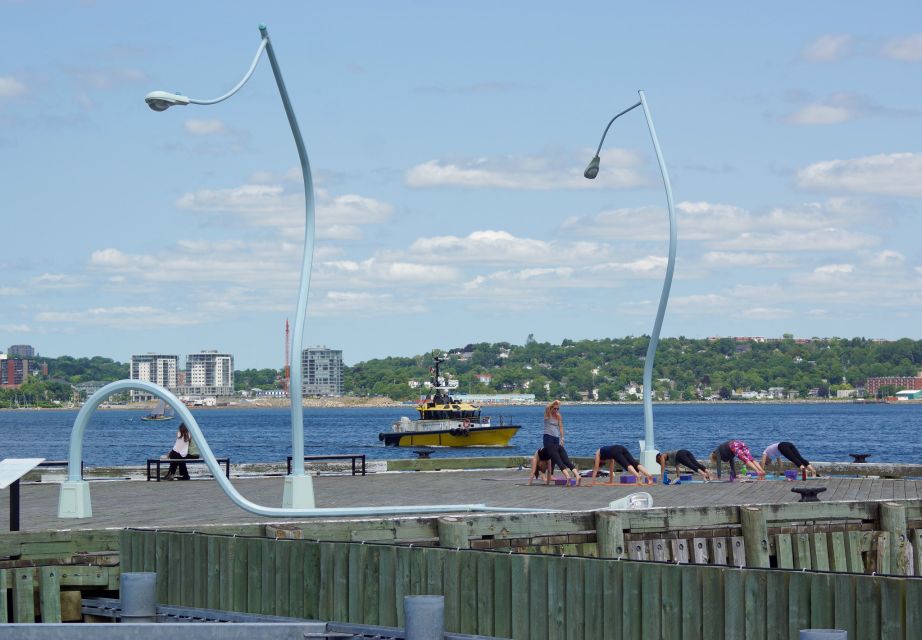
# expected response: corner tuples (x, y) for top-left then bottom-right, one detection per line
(164, 423), (192, 481)
(543, 400), (579, 485)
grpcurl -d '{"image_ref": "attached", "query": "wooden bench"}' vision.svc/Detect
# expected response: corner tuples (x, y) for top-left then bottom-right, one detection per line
(146, 457), (230, 481)
(286, 454), (366, 476)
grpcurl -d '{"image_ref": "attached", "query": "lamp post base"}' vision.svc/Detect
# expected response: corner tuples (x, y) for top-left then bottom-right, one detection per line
(640, 449), (661, 475)
(282, 474), (315, 508)
(58, 480), (92, 518)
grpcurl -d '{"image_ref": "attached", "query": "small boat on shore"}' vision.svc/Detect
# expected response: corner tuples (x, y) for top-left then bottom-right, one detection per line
(378, 356), (521, 447)
(141, 399), (175, 422)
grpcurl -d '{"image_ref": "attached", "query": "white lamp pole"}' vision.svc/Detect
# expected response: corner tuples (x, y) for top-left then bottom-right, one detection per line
(144, 24), (316, 507)
(585, 90), (677, 472)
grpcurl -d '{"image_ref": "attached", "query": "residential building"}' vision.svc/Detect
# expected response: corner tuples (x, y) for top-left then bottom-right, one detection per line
(301, 347), (343, 397)
(181, 351), (235, 398)
(130, 354), (179, 401)
(1, 358), (34, 388)
(8, 344), (35, 358)
(895, 390), (922, 401)
(865, 374), (922, 397)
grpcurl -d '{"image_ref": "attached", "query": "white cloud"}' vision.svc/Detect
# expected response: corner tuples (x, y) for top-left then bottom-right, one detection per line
(405, 150), (648, 190)
(36, 306), (202, 328)
(0, 286), (22, 296)
(401, 230), (610, 267)
(562, 198), (875, 246)
(30, 273), (86, 289)
(784, 104), (853, 125)
(740, 307), (793, 319)
(862, 250), (905, 268)
(316, 258), (461, 288)
(671, 293), (732, 308)
(184, 119), (227, 136)
(715, 229), (877, 252)
(780, 92), (912, 125)
(881, 34), (922, 62)
(311, 291), (426, 316)
(802, 35), (853, 62)
(701, 252), (794, 268)
(0, 324), (31, 333)
(0, 77), (27, 99)
(795, 153), (922, 197)
(176, 183), (394, 239)
(814, 263), (854, 275)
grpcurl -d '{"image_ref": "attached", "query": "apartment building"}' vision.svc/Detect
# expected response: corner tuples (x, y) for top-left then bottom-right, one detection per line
(8, 344), (35, 358)
(130, 354), (179, 401)
(0, 356), (34, 388)
(180, 351), (235, 398)
(301, 347), (343, 397)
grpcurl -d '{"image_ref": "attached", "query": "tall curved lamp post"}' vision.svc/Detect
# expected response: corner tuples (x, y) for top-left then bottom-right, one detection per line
(585, 90), (677, 472)
(144, 24), (316, 507)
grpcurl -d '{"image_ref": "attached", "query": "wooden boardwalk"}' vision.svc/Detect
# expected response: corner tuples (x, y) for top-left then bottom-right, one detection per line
(3, 470), (922, 533)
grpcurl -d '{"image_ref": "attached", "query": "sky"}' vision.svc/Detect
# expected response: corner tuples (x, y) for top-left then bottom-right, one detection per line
(2, 2), (921, 369)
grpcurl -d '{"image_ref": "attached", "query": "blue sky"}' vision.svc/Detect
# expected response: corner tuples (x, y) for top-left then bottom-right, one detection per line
(2, 1), (921, 368)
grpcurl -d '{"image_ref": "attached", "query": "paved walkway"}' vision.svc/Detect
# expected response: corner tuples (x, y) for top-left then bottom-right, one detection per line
(3, 471), (921, 533)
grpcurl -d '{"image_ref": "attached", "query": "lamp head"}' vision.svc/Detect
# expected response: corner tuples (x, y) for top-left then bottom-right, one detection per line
(584, 155), (601, 180)
(144, 91), (191, 112)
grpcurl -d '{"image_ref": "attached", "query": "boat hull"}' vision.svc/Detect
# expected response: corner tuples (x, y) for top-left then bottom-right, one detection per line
(379, 425), (520, 447)
(140, 416), (175, 422)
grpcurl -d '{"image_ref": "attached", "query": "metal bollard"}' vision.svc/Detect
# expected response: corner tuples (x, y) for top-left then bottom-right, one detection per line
(404, 595), (444, 640)
(120, 572), (158, 623)
(800, 630), (847, 639)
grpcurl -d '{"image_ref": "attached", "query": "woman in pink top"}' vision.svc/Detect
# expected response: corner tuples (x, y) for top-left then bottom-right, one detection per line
(164, 423), (192, 481)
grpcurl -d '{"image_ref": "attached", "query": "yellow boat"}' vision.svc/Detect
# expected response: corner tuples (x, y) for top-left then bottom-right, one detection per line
(378, 357), (521, 447)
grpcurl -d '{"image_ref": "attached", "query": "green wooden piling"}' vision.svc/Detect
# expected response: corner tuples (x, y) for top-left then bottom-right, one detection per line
(394, 545), (411, 628)
(641, 562), (662, 640)
(855, 575), (880, 640)
(234, 536), (250, 614)
(741, 507), (770, 568)
(660, 563), (681, 640)
(13, 568), (34, 622)
(274, 539), (291, 617)
(39, 566), (61, 623)
(775, 534), (794, 569)
(582, 558), (603, 640)
(680, 565), (702, 640)
(318, 542), (334, 621)
(0, 568), (7, 622)
(595, 511), (626, 558)
(511, 554), (530, 640)
(723, 569), (743, 640)
(332, 541), (349, 624)
(810, 572), (835, 630)
(528, 555), (548, 640)
(764, 570), (787, 640)
(787, 571), (810, 640)
(811, 532), (830, 572)
(622, 561), (642, 640)
(493, 551), (512, 639)
(361, 545), (379, 626)
(547, 555), (567, 640)
(438, 516), (471, 549)
(441, 549), (460, 632)
(347, 543), (365, 624)
(876, 532), (891, 575)
(793, 533), (812, 570)
(246, 537), (261, 614)
(743, 569), (767, 640)
(476, 551), (494, 637)
(701, 566), (725, 640)
(832, 569), (857, 640)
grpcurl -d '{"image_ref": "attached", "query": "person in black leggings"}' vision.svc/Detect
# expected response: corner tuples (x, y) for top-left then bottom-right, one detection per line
(527, 446), (578, 485)
(590, 444), (654, 485)
(761, 441), (818, 478)
(655, 449), (712, 482)
(542, 400), (579, 485)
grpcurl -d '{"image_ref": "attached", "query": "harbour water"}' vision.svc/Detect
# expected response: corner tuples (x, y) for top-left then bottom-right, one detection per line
(0, 402), (918, 467)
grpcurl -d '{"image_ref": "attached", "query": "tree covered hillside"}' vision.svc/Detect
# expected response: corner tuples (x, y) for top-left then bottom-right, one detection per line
(344, 336), (922, 402)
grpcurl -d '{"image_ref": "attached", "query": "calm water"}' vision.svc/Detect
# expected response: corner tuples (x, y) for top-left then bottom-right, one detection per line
(0, 403), (918, 467)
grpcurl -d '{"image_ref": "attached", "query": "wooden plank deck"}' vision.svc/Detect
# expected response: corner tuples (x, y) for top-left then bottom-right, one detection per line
(3, 471), (922, 533)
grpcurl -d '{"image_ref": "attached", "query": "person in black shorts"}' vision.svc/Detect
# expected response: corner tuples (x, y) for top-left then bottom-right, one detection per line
(655, 449), (712, 483)
(528, 448), (552, 485)
(590, 444), (654, 485)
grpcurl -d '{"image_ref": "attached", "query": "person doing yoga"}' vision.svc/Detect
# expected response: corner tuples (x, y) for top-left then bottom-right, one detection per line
(709, 440), (764, 480)
(761, 441), (818, 478)
(542, 400), (579, 485)
(655, 449), (712, 483)
(590, 444), (654, 485)
(527, 445), (577, 485)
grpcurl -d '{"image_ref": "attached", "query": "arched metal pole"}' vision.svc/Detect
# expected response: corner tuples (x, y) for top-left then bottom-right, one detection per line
(258, 24), (317, 507)
(585, 90), (677, 472)
(58, 380), (552, 519)
(637, 90), (677, 470)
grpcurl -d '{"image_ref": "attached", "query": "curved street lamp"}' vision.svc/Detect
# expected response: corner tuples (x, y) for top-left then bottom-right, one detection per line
(143, 25), (316, 508)
(585, 90), (677, 472)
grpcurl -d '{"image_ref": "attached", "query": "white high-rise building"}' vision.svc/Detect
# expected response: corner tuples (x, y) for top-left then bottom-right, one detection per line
(181, 350), (235, 398)
(301, 347), (343, 397)
(130, 354), (179, 401)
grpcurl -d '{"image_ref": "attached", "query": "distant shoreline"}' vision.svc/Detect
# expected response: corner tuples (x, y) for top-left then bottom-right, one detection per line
(2, 398), (912, 411)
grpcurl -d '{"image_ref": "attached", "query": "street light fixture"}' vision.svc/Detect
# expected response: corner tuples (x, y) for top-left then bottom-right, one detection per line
(585, 90), (677, 472)
(145, 24), (317, 508)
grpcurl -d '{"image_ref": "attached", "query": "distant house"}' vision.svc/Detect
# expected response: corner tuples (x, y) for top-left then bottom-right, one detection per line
(476, 373), (493, 385)
(407, 380), (420, 389)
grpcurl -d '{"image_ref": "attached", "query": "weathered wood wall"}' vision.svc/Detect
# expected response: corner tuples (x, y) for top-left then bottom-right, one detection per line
(121, 529), (922, 640)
